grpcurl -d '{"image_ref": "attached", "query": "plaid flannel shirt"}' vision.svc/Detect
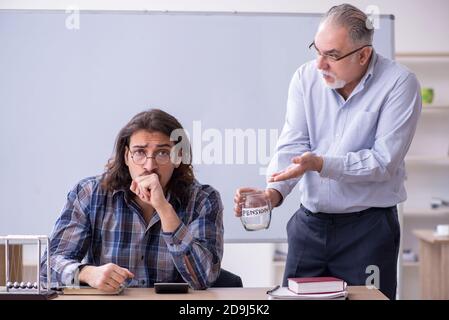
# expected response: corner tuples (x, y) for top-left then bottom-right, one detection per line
(41, 176), (224, 289)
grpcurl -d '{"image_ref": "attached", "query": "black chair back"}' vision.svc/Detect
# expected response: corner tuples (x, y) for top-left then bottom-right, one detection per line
(212, 269), (243, 288)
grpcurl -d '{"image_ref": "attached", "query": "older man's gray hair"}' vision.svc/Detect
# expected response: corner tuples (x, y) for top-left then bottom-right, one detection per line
(322, 3), (374, 45)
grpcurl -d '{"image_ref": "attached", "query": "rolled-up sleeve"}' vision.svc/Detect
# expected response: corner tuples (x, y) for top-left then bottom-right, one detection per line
(320, 73), (421, 183)
(161, 187), (224, 290)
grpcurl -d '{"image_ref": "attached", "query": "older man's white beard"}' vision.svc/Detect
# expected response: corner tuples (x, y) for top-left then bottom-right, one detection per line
(321, 71), (347, 89)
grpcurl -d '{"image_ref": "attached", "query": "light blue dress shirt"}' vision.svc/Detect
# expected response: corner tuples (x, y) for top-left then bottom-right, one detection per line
(267, 52), (422, 213)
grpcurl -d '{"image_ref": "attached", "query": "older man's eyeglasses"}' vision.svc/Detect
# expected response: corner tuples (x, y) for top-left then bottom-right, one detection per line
(130, 149), (171, 165)
(308, 42), (372, 62)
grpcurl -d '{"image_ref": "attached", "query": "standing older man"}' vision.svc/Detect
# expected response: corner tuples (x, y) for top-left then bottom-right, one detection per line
(234, 4), (421, 299)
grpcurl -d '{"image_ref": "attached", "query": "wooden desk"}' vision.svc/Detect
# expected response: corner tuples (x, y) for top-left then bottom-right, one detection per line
(413, 229), (449, 299)
(55, 286), (387, 300)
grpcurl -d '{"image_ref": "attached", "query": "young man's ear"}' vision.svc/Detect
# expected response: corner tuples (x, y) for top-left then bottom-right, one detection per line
(170, 149), (182, 169)
(124, 146), (129, 166)
(174, 150), (182, 168)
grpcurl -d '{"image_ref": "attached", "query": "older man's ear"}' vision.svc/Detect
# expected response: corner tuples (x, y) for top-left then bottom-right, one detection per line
(359, 47), (373, 65)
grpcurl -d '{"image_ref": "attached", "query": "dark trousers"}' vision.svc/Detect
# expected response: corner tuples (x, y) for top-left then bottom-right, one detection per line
(283, 205), (400, 300)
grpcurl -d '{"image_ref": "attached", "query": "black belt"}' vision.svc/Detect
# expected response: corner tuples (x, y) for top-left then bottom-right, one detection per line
(300, 204), (395, 219)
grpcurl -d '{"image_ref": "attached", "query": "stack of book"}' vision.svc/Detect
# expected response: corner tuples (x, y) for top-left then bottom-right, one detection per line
(267, 277), (347, 300)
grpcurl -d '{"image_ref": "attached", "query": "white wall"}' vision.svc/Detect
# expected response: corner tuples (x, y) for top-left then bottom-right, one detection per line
(1, 0), (449, 53)
(2, 0), (447, 289)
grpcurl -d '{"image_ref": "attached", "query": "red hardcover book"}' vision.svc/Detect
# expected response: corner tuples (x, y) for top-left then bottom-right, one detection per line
(287, 277), (346, 294)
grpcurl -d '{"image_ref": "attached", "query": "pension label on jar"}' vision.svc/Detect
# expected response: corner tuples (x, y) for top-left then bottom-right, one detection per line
(242, 205), (270, 217)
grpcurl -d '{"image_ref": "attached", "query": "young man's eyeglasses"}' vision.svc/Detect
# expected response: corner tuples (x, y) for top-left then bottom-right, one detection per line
(130, 149), (171, 165)
(309, 42), (372, 62)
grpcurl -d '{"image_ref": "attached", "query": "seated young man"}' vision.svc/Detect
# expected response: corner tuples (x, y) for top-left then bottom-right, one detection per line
(41, 109), (224, 291)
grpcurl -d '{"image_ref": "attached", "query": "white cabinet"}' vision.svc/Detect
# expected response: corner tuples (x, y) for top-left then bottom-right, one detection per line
(396, 52), (449, 300)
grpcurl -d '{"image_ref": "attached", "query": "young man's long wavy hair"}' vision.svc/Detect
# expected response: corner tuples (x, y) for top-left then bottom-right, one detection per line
(101, 109), (194, 206)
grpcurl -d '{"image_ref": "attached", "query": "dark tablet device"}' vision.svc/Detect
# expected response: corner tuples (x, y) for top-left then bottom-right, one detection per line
(154, 282), (189, 294)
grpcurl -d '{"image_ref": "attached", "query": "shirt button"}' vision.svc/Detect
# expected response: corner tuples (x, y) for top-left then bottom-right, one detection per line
(141, 255), (144, 260)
